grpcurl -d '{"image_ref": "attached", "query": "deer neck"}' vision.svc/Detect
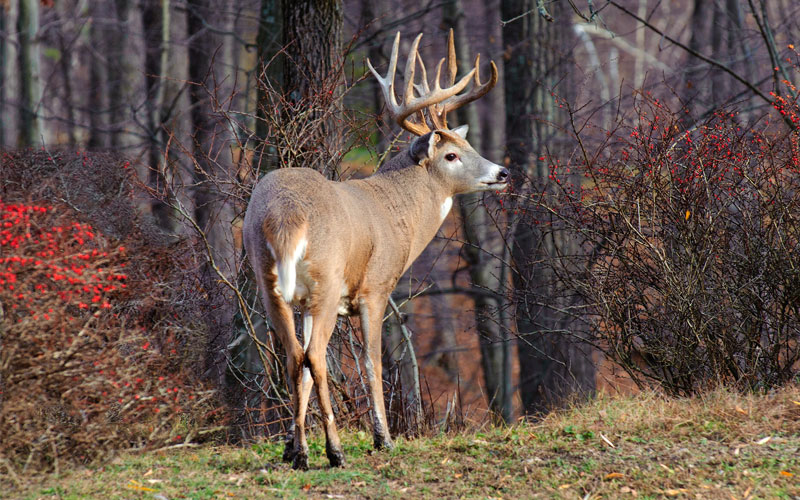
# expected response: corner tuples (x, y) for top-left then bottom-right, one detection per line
(363, 154), (453, 270)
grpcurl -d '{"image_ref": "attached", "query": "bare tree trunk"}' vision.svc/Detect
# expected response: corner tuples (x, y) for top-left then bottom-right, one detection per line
(502, 0), (595, 416)
(56, 3), (78, 144)
(186, 0), (237, 401)
(254, 0), (282, 135)
(142, 0), (173, 230)
(283, 0), (343, 176)
(0, 5), (6, 147)
(106, 0), (129, 147)
(360, 0), (388, 153)
(16, 0), (43, 147)
(55, 14), (77, 145)
(682, 0), (711, 120)
(443, 0), (510, 422)
(86, 5), (105, 148)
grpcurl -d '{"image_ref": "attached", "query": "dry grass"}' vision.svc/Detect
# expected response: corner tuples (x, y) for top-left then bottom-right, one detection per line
(10, 385), (800, 499)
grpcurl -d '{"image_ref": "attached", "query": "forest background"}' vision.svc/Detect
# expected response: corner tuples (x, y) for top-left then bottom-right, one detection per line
(1, 0), (800, 472)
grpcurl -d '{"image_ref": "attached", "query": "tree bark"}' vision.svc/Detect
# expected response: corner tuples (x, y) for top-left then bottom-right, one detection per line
(360, 0), (388, 153)
(501, 0), (595, 416)
(0, 5), (6, 147)
(105, 0), (130, 147)
(142, 0), (173, 230)
(86, 4), (105, 148)
(443, 1), (510, 422)
(254, 0), (282, 147)
(16, 0), (43, 147)
(55, 4), (77, 145)
(283, 0), (343, 176)
(186, 0), (237, 403)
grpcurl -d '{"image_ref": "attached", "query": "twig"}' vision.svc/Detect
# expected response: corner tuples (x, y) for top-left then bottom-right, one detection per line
(387, 296), (423, 425)
(605, 0), (794, 130)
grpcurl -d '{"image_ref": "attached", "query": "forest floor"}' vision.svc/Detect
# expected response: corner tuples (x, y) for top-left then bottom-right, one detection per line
(12, 386), (800, 499)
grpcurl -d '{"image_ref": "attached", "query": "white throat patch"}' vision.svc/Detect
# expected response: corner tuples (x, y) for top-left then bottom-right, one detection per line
(440, 197), (453, 221)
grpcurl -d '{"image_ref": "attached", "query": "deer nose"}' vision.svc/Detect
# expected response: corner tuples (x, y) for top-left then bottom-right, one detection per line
(497, 168), (510, 182)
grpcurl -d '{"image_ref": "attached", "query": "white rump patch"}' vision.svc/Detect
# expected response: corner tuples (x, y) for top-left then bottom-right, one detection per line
(275, 237), (307, 303)
(440, 197), (453, 221)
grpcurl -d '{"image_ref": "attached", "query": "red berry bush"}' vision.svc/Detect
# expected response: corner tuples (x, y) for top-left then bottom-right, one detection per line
(0, 151), (223, 476)
(525, 95), (800, 395)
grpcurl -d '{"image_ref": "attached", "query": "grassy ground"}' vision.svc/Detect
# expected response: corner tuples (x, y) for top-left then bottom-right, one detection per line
(11, 386), (800, 499)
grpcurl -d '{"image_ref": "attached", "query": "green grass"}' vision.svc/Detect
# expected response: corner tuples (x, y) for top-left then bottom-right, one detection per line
(9, 386), (800, 499)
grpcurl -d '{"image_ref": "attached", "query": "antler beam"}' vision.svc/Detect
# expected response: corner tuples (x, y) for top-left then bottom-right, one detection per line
(367, 31), (497, 136)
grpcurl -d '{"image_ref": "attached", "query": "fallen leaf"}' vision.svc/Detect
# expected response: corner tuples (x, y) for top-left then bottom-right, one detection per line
(792, 400), (800, 406)
(735, 407), (747, 414)
(779, 470), (794, 477)
(558, 484), (571, 489)
(440, 457), (450, 465)
(663, 488), (689, 496)
(125, 480), (156, 492)
(605, 472), (624, 480)
(302, 483), (311, 491)
(454, 473), (463, 479)
(685, 210), (691, 220)
(756, 436), (772, 445)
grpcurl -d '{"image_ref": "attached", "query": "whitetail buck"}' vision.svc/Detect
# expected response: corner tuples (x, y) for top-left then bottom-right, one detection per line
(243, 30), (505, 470)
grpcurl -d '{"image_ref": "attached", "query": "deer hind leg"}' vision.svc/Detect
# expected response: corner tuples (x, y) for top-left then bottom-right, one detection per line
(305, 296), (346, 467)
(358, 297), (394, 450)
(260, 288), (305, 465)
(288, 311), (315, 470)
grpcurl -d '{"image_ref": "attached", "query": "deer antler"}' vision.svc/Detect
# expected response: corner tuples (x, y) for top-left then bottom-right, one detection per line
(367, 31), (496, 136)
(433, 29), (499, 130)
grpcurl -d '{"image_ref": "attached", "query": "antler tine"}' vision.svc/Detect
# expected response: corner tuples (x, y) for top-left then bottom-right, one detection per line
(428, 59), (448, 129)
(445, 29), (457, 87)
(438, 54), (499, 117)
(402, 34), (424, 112)
(366, 32), (401, 112)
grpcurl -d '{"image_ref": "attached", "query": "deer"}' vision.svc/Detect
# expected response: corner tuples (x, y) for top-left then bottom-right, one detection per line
(242, 30), (506, 470)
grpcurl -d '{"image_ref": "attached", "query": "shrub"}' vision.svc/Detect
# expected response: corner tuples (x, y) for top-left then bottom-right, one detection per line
(0, 151), (223, 477)
(527, 96), (800, 395)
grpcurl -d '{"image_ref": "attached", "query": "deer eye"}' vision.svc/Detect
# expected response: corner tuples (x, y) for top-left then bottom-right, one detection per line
(444, 153), (458, 161)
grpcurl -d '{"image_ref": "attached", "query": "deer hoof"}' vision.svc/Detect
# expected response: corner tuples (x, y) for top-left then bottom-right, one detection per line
(292, 451), (309, 471)
(327, 446), (346, 467)
(282, 444), (296, 463)
(374, 435), (394, 451)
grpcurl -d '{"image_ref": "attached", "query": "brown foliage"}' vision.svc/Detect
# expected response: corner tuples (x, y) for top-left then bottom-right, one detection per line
(0, 150), (224, 478)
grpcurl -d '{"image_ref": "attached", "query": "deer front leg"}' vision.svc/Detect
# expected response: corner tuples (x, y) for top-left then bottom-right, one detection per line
(359, 297), (394, 450)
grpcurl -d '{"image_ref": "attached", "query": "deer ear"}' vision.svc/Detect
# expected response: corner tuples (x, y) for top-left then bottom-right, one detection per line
(451, 125), (469, 139)
(410, 131), (441, 163)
